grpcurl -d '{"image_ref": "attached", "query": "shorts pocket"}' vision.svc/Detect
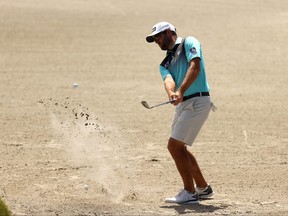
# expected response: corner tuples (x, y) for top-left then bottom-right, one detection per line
(185, 100), (195, 112)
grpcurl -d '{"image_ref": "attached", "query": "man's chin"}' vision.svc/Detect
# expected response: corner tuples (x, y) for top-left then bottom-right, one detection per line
(159, 45), (167, 51)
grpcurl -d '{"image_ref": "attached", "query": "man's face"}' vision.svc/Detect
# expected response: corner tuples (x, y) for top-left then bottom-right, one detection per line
(153, 30), (171, 50)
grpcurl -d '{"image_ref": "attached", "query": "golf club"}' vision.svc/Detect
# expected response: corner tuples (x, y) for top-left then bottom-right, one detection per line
(141, 99), (175, 109)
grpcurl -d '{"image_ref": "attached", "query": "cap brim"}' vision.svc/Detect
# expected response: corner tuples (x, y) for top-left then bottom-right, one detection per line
(146, 35), (154, 43)
(146, 30), (160, 43)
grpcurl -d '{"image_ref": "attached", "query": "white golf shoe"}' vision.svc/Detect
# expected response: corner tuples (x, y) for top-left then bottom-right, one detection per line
(165, 189), (199, 204)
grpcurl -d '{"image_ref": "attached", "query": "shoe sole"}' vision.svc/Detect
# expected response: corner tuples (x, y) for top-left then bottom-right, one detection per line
(165, 200), (200, 204)
(183, 200), (200, 204)
(199, 192), (214, 199)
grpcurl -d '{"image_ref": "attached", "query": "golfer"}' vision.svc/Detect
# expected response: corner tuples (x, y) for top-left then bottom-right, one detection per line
(146, 22), (215, 204)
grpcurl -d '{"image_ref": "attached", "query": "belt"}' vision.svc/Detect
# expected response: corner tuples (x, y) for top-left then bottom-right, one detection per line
(183, 92), (210, 101)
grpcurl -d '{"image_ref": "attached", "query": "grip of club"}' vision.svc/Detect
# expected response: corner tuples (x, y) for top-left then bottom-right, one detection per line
(169, 99), (176, 103)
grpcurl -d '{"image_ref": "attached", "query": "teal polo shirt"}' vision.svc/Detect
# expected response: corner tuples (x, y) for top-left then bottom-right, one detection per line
(159, 36), (210, 96)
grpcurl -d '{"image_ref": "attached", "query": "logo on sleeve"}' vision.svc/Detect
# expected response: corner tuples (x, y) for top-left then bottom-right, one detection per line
(190, 47), (197, 55)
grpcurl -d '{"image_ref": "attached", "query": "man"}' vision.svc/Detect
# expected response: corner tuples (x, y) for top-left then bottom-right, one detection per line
(146, 22), (215, 204)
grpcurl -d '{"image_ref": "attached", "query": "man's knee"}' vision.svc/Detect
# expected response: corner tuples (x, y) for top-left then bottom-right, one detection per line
(167, 137), (186, 155)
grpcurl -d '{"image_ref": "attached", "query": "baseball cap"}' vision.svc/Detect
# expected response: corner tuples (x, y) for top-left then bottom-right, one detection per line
(146, 21), (176, 43)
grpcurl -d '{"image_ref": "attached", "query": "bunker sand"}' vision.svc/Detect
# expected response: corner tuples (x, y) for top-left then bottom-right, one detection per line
(1, 0), (288, 215)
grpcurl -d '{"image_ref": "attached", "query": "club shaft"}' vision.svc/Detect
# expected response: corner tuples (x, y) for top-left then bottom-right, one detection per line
(150, 100), (175, 108)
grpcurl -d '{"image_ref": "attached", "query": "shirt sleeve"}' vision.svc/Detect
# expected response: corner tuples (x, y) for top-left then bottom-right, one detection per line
(184, 36), (202, 62)
(159, 65), (172, 81)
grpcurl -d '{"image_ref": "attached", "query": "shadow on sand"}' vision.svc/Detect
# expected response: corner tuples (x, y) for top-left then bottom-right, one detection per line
(160, 201), (229, 215)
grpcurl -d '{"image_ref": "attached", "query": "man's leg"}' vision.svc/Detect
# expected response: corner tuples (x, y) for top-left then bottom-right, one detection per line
(186, 148), (208, 189)
(167, 137), (208, 192)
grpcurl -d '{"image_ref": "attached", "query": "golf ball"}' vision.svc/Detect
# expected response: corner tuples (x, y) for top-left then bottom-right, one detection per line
(73, 83), (79, 88)
(84, 184), (88, 190)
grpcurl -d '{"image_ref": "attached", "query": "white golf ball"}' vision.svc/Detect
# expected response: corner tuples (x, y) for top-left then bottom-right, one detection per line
(84, 184), (88, 190)
(73, 83), (79, 88)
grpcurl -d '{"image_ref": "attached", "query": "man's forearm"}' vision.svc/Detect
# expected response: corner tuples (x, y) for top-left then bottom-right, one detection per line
(177, 58), (200, 95)
(164, 76), (176, 99)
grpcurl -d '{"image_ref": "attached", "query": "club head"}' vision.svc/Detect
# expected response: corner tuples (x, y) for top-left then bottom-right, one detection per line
(141, 101), (151, 109)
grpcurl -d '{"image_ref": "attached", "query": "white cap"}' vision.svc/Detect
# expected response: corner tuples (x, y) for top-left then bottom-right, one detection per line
(146, 22), (176, 43)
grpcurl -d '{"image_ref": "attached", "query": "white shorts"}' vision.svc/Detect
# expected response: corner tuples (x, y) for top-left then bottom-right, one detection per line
(171, 96), (212, 146)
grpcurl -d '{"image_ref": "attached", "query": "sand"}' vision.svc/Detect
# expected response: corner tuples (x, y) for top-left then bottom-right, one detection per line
(1, 0), (288, 215)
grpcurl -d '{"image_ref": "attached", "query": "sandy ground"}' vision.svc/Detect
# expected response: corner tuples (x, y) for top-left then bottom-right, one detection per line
(1, 0), (288, 215)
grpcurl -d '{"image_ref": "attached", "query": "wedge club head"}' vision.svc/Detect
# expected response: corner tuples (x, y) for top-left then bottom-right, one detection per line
(141, 101), (151, 109)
